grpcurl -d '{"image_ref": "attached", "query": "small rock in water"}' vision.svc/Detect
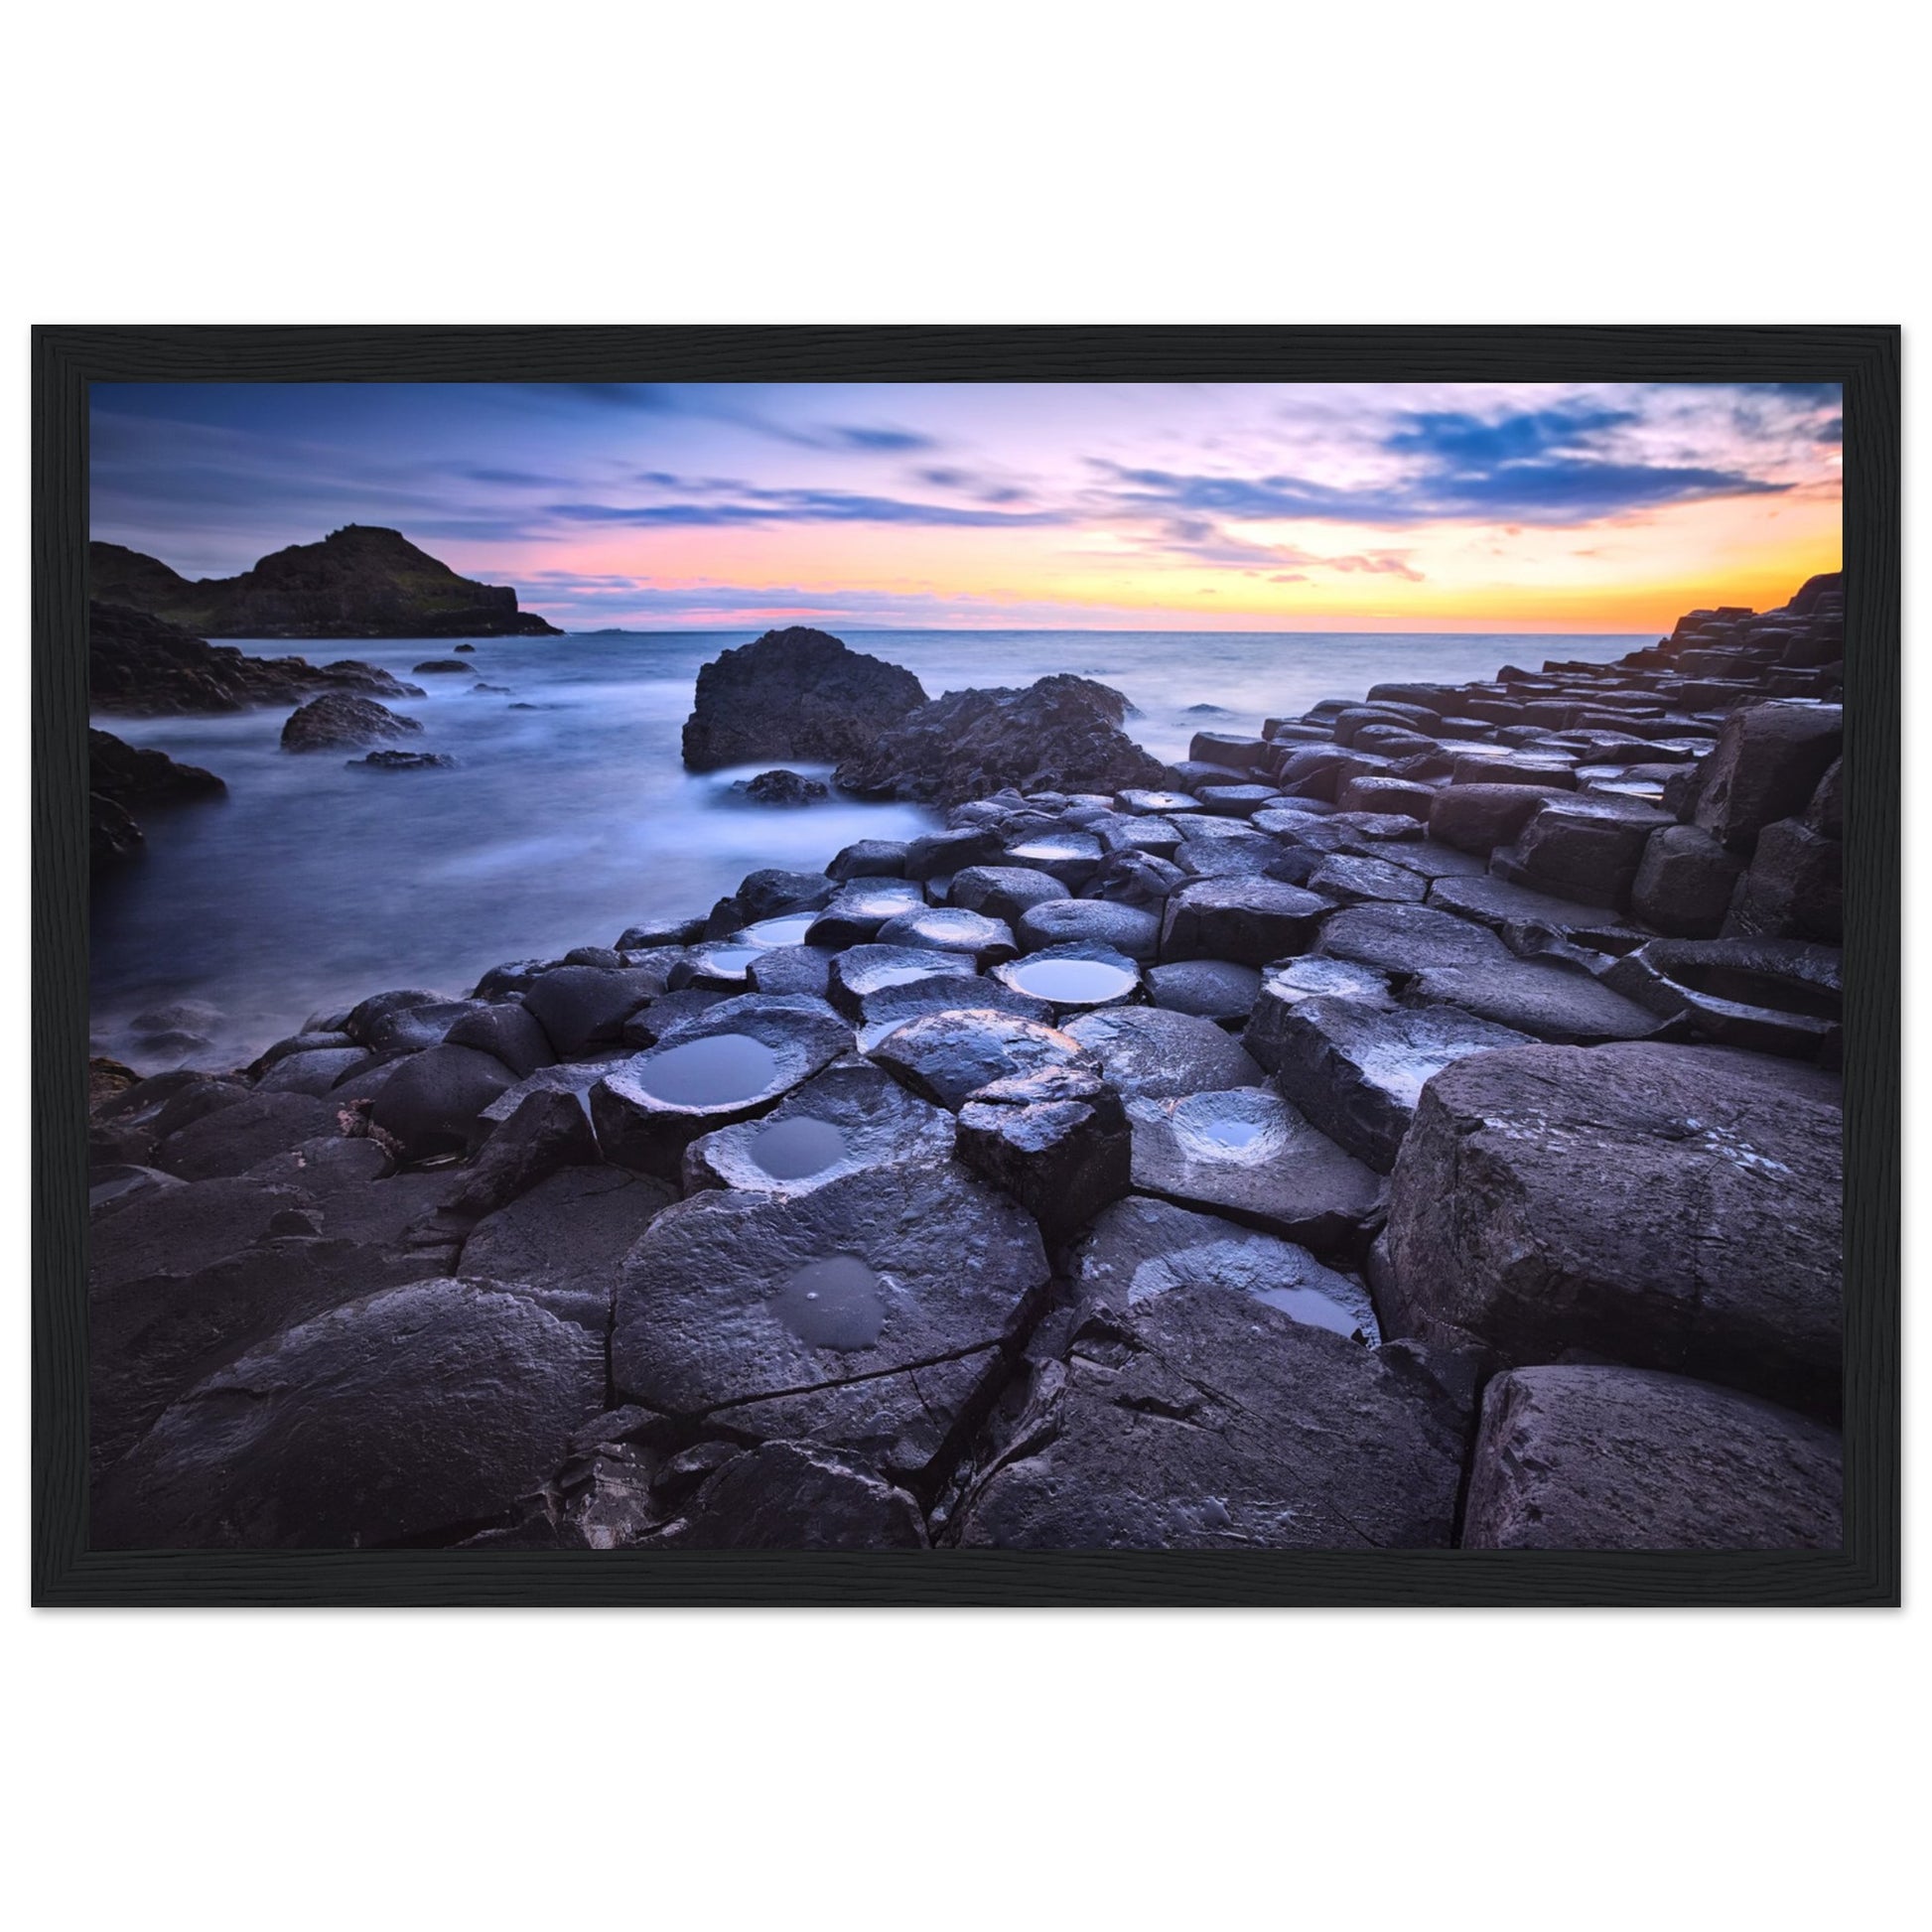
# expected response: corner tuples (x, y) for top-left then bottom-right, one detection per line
(733, 768), (830, 807)
(347, 750), (457, 771)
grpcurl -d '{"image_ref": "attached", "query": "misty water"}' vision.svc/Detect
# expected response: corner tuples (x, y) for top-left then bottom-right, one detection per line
(90, 626), (1643, 1069)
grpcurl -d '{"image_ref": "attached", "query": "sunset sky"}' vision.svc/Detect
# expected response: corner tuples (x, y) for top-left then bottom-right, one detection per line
(89, 381), (1843, 633)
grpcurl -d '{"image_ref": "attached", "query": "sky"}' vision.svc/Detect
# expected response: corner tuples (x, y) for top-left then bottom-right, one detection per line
(89, 380), (1843, 633)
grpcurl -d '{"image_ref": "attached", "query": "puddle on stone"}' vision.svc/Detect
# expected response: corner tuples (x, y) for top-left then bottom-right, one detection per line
(694, 944), (761, 976)
(634, 1033), (779, 1107)
(1246, 1282), (1368, 1336)
(1170, 1090), (1289, 1163)
(738, 913), (819, 948)
(1007, 840), (1094, 866)
(749, 1115), (849, 1179)
(770, 1254), (886, 1350)
(1003, 957), (1138, 1005)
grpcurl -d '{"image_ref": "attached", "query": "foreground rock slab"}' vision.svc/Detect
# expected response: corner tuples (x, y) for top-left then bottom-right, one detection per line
(95, 1278), (606, 1549)
(613, 1160), (1048, 1479)
(645, 1441), (928, 1549)
(949, 1287), (1467, 1548)
(1462, 1365), (1841, 1549)
(1384, 1041), (1842, 1416)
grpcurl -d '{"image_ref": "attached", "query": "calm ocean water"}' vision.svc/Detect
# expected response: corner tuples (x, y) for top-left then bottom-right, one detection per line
(90, 627), (1646, 1067)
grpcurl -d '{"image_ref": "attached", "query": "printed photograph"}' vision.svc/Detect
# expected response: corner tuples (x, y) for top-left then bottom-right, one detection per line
(83, 378), (1847, 1554)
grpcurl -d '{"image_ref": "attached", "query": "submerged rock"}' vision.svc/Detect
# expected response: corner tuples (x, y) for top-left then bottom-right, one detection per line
(732, 767), (830, 806)
(681, 627), (928, 771)
(1462, 1365), (1842, 1550)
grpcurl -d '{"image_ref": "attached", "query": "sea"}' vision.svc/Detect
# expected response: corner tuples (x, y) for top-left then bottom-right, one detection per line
(89, 627), (1648, 1070)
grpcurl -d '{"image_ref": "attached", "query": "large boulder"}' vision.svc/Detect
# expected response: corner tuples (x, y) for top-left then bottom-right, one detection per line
(680, 626), (928, 771)
(1631, 824), (1747, 938)
(834, 674), (1166, 806)
(1383, 1041), (1842, 1416)
(1462, 1365), (1842, 1550)
(956, 1063), (1133, 1245)
(1693, 701), (1844, 851)
(280, 693), (424, 753)
(94, 1278), (607, 1548)
(949, 1288), (1470, 1549)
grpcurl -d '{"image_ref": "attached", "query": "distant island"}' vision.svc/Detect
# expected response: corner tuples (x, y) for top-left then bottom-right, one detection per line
(89, 523), (562, 639)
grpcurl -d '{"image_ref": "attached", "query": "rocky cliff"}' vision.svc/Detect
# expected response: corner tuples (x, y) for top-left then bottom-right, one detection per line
(90, 525), (562, 638)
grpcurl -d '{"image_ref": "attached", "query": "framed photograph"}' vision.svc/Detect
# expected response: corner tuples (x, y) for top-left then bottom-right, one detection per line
(32, 326), (1898, 1606)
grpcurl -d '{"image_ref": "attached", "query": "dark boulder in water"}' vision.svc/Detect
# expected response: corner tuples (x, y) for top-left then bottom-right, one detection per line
(281, 693), (424, 753)
(88, 727), (226, 873)
(732, 768), (830, 806)
(87, 599), (427, 717)
(834, 674), (1167, 807)
(682, 626), (928, 772)
(348, 750), (457, 771)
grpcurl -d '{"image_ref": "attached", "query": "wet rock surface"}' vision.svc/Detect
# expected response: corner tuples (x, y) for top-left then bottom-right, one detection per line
(613, 1160), (1047, 1478)
(1127, 1086), (1382, 1252)
(85, 573), (1847, 1551)
(1384, 1042), (1843, 1416)
(948, 1288), (1467, 1549)
(1462, 1365), (1842, 1550)
(95, 1278), (607, 1549)
(1266, 997), (1533, 1171)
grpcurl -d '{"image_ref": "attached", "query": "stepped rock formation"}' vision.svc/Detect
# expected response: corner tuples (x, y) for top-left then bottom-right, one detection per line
(90, 524), (560, 638)
(87, 570), (1850, 1555)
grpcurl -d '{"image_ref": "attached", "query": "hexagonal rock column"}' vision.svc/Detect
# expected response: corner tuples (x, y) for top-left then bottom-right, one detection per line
(93, 1278), (608, 1549)
(612, 1160), (1048, 1482)
(1461, 1365), (1841, 1550)
(591, 996), (852, 1178)
(956, 1064), (1132, 1247)
(1693, 700), (1843, 851)
(1160, 878), (1331, 967)
(1070, 1196), (1378, 1340)
(683, 1058), (956, 1198)
(947, 1286), (1469, 1549)
(868, 1008), (1098, 1111)
(1383, 1041), (1843, 1417)
(1267, 997), (1534, 1171)
(1062, 1006), (1264, 1100)
(1126, 1085), (1382, 1252)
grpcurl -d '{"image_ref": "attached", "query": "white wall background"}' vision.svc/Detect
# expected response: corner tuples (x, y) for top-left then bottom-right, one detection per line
(3, 5), (1921, 1927)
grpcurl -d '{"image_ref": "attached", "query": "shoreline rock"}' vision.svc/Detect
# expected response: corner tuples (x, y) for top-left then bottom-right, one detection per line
(86, 569), (1849, 1553)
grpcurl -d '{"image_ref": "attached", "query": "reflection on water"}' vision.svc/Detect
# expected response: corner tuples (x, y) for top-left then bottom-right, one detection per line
(749, 1116), (849, 1179)
(90, 626), (1641, 1066)
(770, 1254), (886, 1351)
(1002, 957), (1139, 1005)
(632, 1033), (779, 1108)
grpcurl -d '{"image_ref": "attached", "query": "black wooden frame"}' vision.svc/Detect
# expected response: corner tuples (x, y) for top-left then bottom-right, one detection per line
(32, 325), (1901, 1607)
